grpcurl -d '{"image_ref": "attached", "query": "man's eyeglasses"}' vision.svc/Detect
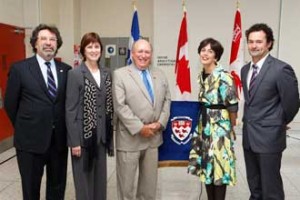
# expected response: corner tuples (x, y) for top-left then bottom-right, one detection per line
(39, 36), (57, 42)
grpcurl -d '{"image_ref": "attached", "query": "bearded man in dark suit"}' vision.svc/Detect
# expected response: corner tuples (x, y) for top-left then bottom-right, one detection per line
(4, 24), (71, 200)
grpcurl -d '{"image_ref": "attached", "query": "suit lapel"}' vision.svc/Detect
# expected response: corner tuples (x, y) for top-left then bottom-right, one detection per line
(127, 65), (153, 104)
(28, 57), (53, 101)
(150, 69), (159, 105)
(80, 63), (101, 91)
(100, 68), (108, 91)
(242, 63), (251, 102)
(54, 60), (62, 100)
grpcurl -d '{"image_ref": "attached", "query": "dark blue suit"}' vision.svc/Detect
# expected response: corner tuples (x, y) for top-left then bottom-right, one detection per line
(4, 56), (71, 200)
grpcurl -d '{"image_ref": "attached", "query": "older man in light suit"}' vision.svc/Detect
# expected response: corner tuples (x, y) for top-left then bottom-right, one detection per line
(113, 39), (171, 200)
(241, 23), (299, 200)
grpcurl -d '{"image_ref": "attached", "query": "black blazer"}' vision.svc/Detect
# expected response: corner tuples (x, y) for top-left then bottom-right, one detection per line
(241, 55), (299, 153)
(4, 56), (71, 153)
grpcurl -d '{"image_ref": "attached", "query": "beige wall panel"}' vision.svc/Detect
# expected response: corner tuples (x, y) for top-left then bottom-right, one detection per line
(79, 0), (153, 42)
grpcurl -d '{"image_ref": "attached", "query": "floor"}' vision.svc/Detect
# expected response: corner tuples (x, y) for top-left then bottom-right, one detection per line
(0, 128), (300, 200)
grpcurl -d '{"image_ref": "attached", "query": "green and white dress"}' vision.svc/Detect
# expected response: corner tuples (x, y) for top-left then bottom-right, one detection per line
(188, 65), (238, 186)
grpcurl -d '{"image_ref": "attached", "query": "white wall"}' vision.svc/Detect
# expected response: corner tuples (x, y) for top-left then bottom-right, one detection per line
(279, 0), (300, 128)
(79, 0), (153, 41)
(39, 0), (76, 65)
(0, 0), (25, 26)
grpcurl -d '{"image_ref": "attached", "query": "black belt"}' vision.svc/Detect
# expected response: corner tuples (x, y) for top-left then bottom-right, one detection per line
(200, 103), (226, 127)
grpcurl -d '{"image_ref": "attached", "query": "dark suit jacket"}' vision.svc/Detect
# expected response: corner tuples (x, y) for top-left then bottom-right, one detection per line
(241, 55), (299, 153)
(4, 56), (71, 154)
(65, 63), (113, 152)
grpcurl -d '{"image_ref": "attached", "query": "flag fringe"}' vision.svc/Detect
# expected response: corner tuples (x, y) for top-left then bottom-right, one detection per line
(158, 160), (189, 168)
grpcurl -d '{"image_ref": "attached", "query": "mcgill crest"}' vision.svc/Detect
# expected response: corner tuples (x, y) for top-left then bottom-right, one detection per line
(171, 116), (193, 145)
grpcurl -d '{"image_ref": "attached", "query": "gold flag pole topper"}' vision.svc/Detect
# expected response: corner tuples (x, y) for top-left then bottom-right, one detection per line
(236, 0), (240, 9)
(182, 0), (186, 11)
(132, 0), (136, 9)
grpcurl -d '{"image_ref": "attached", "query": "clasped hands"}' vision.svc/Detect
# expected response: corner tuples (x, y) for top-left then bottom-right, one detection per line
(140, 122), (161, 138)
(71, 146), (81, 157)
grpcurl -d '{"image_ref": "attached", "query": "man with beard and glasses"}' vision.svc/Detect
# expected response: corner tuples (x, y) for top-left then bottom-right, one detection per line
(4, 24), (71, 200)
(241, 23), (299, 200)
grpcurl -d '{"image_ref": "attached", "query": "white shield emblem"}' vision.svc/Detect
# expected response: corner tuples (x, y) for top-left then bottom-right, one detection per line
(171, 116), (192, 145)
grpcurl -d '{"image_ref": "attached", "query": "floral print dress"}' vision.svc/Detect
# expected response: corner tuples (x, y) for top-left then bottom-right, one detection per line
(188, 65), (238, 186)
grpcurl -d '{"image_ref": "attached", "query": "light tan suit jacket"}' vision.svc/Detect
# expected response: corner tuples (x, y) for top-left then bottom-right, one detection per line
(113, 64), (171, 151)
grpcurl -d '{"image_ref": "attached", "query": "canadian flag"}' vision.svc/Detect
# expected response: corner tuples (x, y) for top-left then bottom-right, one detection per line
(229, 8), (243, 98)
(175, 10), (191, 101)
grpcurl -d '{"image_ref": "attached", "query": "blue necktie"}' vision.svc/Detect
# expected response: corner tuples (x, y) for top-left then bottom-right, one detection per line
(45, 62), (57, 99)
(142, 70), (154, 103)
(249, 64), (258, 97)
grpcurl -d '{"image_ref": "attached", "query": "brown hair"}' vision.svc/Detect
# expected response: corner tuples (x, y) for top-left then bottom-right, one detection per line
(197, 37), (224, 61)
(80, 32), (103, 63)
(30, 24), (63, 54)
(245, 23), (274, 51)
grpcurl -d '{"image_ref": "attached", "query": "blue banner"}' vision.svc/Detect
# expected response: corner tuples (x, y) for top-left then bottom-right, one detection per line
(159, 101), (200, 167)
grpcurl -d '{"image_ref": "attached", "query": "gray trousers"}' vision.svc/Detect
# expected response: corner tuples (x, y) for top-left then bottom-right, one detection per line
(71, 143), (107, 200)
(116, 147), (158, 200)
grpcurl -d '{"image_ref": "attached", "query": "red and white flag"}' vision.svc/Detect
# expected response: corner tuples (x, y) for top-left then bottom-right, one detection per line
(175, 9), (191, 101)
(230, 7), (244, 125)
(229, 8), (243, 98)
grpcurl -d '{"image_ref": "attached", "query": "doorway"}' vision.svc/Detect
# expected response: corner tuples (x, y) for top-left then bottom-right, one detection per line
(0, 23), (25, 152)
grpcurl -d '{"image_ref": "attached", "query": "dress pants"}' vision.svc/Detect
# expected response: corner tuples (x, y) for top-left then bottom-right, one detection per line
(71, 142), (107, 200)
(117, 147), (158, 200)
(16, 144), (68, 200)
(244, 148), (284, 200)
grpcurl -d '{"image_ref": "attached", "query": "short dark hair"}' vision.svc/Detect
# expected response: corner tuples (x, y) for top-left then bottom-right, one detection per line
(245, 23), (274, 51)
(80, 32), (103, 63)
(30, 24), (63, 53)
(197, 38), (224, 61)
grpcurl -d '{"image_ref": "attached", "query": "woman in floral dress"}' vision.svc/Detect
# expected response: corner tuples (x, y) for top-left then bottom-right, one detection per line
(188, 38), (238, 200)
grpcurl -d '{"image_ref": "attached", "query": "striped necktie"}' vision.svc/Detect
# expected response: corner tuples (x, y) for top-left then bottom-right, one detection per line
(142, 70), (154, 103)
(45, 62), (57, 99)
(249, 64), (258, 97)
